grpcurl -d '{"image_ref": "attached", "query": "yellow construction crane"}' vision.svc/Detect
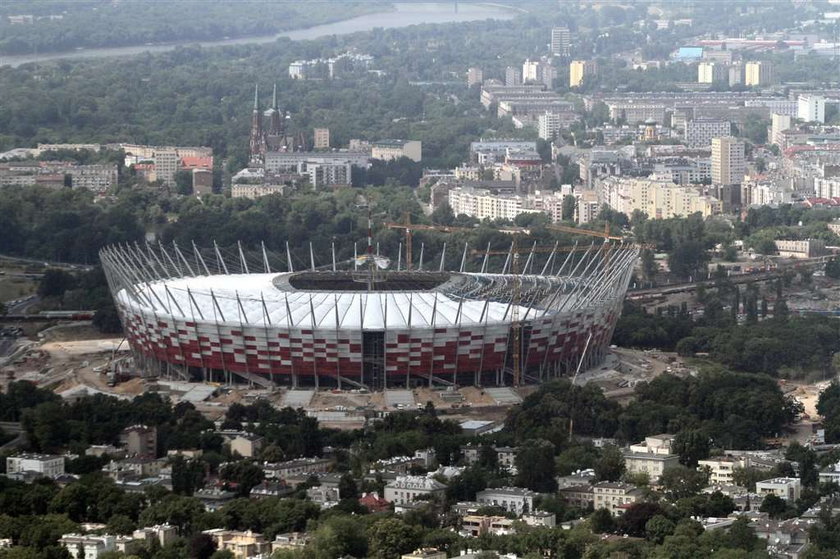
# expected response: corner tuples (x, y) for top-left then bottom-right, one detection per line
(545, 222), (624, 242)
(384, 213), (472, 271)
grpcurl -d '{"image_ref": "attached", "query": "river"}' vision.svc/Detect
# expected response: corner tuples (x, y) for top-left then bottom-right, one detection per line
(0, 3), (517, 68)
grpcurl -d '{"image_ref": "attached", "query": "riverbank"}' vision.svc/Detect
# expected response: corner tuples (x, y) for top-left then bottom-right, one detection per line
(0, 3), (516, 69)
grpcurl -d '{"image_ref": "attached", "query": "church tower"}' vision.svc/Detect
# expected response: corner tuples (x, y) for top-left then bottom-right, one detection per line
(248, 84), (266, 164)
(268, 83), (284, 137)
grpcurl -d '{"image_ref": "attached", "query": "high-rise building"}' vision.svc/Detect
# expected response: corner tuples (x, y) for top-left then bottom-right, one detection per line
(712, 137), (746, 187)
(569, 60), (595, 88)
(697, 62), (727, 84)
(522, 59), (541, 83)
(153, 149), (179, 188)
(797, 94), (826, 123)
(728, 62), (744, 87)
(551, 27), (571, 57)
(538, 112), (565, 141)
(504, 66), (522, 86)
(770, 113), (792, 146)
(467, 67), (484, 87)
(744, 61), (773, 86)
(313, 128), (330, 150)
(686, 118), (731, 148)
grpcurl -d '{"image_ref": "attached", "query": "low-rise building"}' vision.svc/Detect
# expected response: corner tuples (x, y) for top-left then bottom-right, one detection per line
(461, 515), (515, 537)
(756, 477), (802, 501)
(476, 487), (538, 515)
(558, 484), (595, 508)
(698, 456), (750, 485)
(121, 425), (158, 458)
(194, 488), (237, 511)
(202, 529), (270, 559)
(384, 476), (446, 505)
(219, 432), (264, 458)
(272, 532), (310, 552)
(623, 451), (680, 481)
(6, 454), (65, 478)
(593, 482), (643, 516)
(402, 549), (447, 559)
(249, 481), (294, 500)
(818, 461), (840, 485)
(371, 140), (422, 162)
(131, 524), (178, 547)
(59, 534), (138, 558)
(262, 457), (332, 481)
(629, 434), (676, 455)
(774, 239), (825, 258)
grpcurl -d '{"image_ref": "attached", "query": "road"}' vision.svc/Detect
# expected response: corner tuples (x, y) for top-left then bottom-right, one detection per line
(628, 258), (827, 299)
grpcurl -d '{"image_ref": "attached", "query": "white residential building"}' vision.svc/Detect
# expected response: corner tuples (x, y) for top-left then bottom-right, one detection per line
(711, 137), (745, 185)
(59, 534), (138, 558)
(599, 176), (721, 219)
(6, 454), (65, 477)
(686, 118), (731, 148)
(593, 482), (643, 516)
(698, 456), (750, 485)
(770, 113), (792, 146)
(798, 94), (826, 123)
(371, 140), (422, 162)
(756, 477), (801, 501)
(476, 487), (538, 515)
(153, 149), (179, 188)
(384, 476), (446, 505)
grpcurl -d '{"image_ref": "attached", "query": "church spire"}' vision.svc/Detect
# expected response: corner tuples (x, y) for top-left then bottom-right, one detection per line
(253, 83), (260, 111)
(272, 83), (278, 110)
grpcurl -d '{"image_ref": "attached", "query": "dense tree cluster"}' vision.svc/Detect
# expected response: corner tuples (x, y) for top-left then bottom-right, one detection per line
(0, 0), (381, 55)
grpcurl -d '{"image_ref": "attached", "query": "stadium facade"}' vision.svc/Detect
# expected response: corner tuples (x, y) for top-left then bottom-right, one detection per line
(100, 241), (638, 389)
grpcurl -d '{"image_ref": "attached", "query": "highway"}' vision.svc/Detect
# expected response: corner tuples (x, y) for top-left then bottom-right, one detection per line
(628, 257), (828, 300)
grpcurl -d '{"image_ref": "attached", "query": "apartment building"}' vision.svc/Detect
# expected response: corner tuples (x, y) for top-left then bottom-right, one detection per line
(711, 137), (746, 185)
(798, 94), (826, 124)
(599, 176), (721, 219)
(313, 127), (331, 149)
(476, 487), (538, 515)
(570, 60), (596, 87)
(384, 476), (446, 505)
(6, 454), (65, 477)
(593, 482), (644, 516)
(698, 62), (727, 84)
(698, 456), (750, 485)
(744, 61), (774, 86)
(756, 477), (802, 501)
(686, 118), (731, 148)
(551, 26), (571, 57)
(202, 529), (270, 559)
(371, 139), (422, 162)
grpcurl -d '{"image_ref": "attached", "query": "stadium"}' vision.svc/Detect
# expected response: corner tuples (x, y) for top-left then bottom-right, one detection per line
(99, 240), (638, 389)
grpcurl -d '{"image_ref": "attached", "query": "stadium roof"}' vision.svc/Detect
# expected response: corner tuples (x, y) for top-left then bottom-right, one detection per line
(117, 273), (530, 329)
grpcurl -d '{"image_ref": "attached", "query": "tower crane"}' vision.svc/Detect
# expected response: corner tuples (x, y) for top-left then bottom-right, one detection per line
(384, 213), (473, 271)
(544, 222), (624, 242)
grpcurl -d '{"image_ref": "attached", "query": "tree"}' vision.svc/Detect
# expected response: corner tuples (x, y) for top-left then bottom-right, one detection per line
(595, 445), (625, 482)
(618, 502), (666, 538)
(515, 440), (557, 493)
(660, 465), (709, 500)
(645, 514), (675, 544)
(38, 269), (76, 299)
(640, 249), (658, 282)
(561, 195), (576, 221)
(220, 462), (263, 497)
(367, 517), (420, 559)
(590, 508), (615, 534)
(188, 533), (217, 559)
(667, 240), (709, 280)
(759, 493), (789, 519)
(672, 430), (710, 467)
